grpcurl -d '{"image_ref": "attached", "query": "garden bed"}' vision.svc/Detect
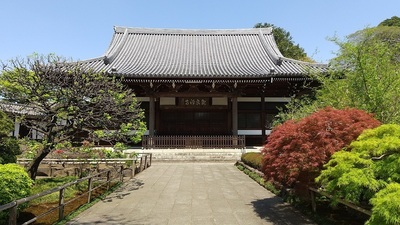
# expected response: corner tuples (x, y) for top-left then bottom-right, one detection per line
(235, 161), (369, 225)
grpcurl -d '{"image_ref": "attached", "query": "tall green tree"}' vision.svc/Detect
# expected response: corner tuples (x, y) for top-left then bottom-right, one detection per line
(320, 26), (400, 123)
(277, 26), (400, 124)
(0, 54), (146, 179)
(0, 110), (20, 164)
(254, 22), (311, 61)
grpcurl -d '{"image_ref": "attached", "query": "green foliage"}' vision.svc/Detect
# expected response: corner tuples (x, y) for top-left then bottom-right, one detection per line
(280, 26), (400, 124)
(236, 163), (280, 196)
(103, 149), (125, 159)
(30, 176), (86, 204)
(113, 142), (127, 151)
(262, 107), (380, 187)
(367, 183), (400, 225)
(316, 124), (400, 224)
(55, 141), (73, 150)
(18, 139), (44, 159)
(0, 111), (13, 137)
(241, 152), (262, 170)
(273, 95), (319, 125)
(317, 151), (383, 204)
(0, 137), (20, 164)
(0, 164), (33, 223)
(0, 111), (21, 164)
(254, 22), (311, 62)
(378, 16), (400, 27)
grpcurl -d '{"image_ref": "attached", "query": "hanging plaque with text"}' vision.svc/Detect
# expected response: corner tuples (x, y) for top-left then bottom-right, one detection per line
(179, 97), (209, 107)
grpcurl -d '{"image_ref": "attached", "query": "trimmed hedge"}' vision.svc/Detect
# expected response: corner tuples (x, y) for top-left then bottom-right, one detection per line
(241, 152), (262, 170)
(0, 164), (33, 224)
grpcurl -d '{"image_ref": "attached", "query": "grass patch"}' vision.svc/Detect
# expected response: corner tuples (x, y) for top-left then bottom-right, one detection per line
(236, 162), (280, 195)
(19, 176), (122, 225)
(30, 176), (87, 204)
(54, 181), (122, 225)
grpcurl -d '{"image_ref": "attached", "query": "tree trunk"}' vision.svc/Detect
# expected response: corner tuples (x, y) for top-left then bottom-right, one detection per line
(27, 149), (50, 180)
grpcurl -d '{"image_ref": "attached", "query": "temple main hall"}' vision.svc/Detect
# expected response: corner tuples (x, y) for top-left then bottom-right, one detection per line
(81, 26), (327, 147)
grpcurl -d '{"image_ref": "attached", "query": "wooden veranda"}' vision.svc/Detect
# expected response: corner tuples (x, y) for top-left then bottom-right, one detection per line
(142, 135), (245, 149)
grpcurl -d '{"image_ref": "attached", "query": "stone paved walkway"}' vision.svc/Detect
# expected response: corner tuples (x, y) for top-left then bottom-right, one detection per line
(67, 162), (315, 225)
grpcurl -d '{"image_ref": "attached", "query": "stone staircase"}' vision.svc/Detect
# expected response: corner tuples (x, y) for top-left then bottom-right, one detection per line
(124, 146), (262, 161)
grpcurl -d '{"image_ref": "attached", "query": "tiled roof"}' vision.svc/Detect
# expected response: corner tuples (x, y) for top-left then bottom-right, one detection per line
(80, 27), (327, 80)
(0, 101), (42, 116)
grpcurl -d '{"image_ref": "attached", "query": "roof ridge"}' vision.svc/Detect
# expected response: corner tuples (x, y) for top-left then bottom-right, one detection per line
(257, 30), (282, 66)
(113, 26), (272, 35)
(103, 28), (129, 65)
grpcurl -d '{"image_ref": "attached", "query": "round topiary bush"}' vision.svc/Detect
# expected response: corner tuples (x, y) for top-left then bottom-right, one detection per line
(261, 107), (381, 190)
(241, 152), (263, 170)
(0, 164), (33, 223)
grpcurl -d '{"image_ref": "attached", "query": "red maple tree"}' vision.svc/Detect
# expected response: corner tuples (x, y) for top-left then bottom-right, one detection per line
(261, 107), (381, 188)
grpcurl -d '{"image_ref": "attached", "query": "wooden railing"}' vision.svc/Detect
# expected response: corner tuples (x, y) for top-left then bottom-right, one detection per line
(309, 187), (372, 216)
(142, 135), (245, 149)
(2, 154), (152, 225)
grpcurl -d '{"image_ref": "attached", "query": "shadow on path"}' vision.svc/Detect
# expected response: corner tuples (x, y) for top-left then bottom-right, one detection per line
(101, 178), (145, 203)
(252, 196), (315, 225)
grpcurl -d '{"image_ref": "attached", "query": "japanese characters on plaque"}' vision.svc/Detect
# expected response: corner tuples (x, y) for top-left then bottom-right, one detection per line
(179, 98), (209, 107)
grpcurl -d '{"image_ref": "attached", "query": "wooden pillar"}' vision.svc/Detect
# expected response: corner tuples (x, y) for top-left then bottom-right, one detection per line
(149, 96), (155, 136)
(232, 96), (238, 136)
(13, 122), (20, 138)
(261, 94), (266, 142)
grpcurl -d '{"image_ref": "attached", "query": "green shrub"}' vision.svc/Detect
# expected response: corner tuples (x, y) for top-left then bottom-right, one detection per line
(317, 124), (400, 225)
(103, 149), (125, 159)
(0, 111), (20, 164)
(0, 137), (20, 164)
(367, 183), (400, 225)
(236, 163), (280, 196)
(241, 152), (262, 170)
(18, 139), (44, 159)
(113, 142), (128, 151)
(31, 176), (86, 204)
(0, 164), (33, 223)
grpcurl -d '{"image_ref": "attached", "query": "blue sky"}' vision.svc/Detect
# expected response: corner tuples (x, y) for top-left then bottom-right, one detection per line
(0, 0), (398, 64)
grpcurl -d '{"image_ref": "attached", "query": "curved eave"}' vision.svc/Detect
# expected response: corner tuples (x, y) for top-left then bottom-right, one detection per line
(77, 26), (328, 80)
(79, 55), (328, 79)
(118, 77), (314, 85)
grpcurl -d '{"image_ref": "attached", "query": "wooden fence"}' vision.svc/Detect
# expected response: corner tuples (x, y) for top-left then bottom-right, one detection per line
(1, 153), (152, 225)
(142, 135), (245, 149)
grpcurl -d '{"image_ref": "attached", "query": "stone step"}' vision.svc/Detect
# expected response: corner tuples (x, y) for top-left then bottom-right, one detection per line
(125, 147), (262, 161)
